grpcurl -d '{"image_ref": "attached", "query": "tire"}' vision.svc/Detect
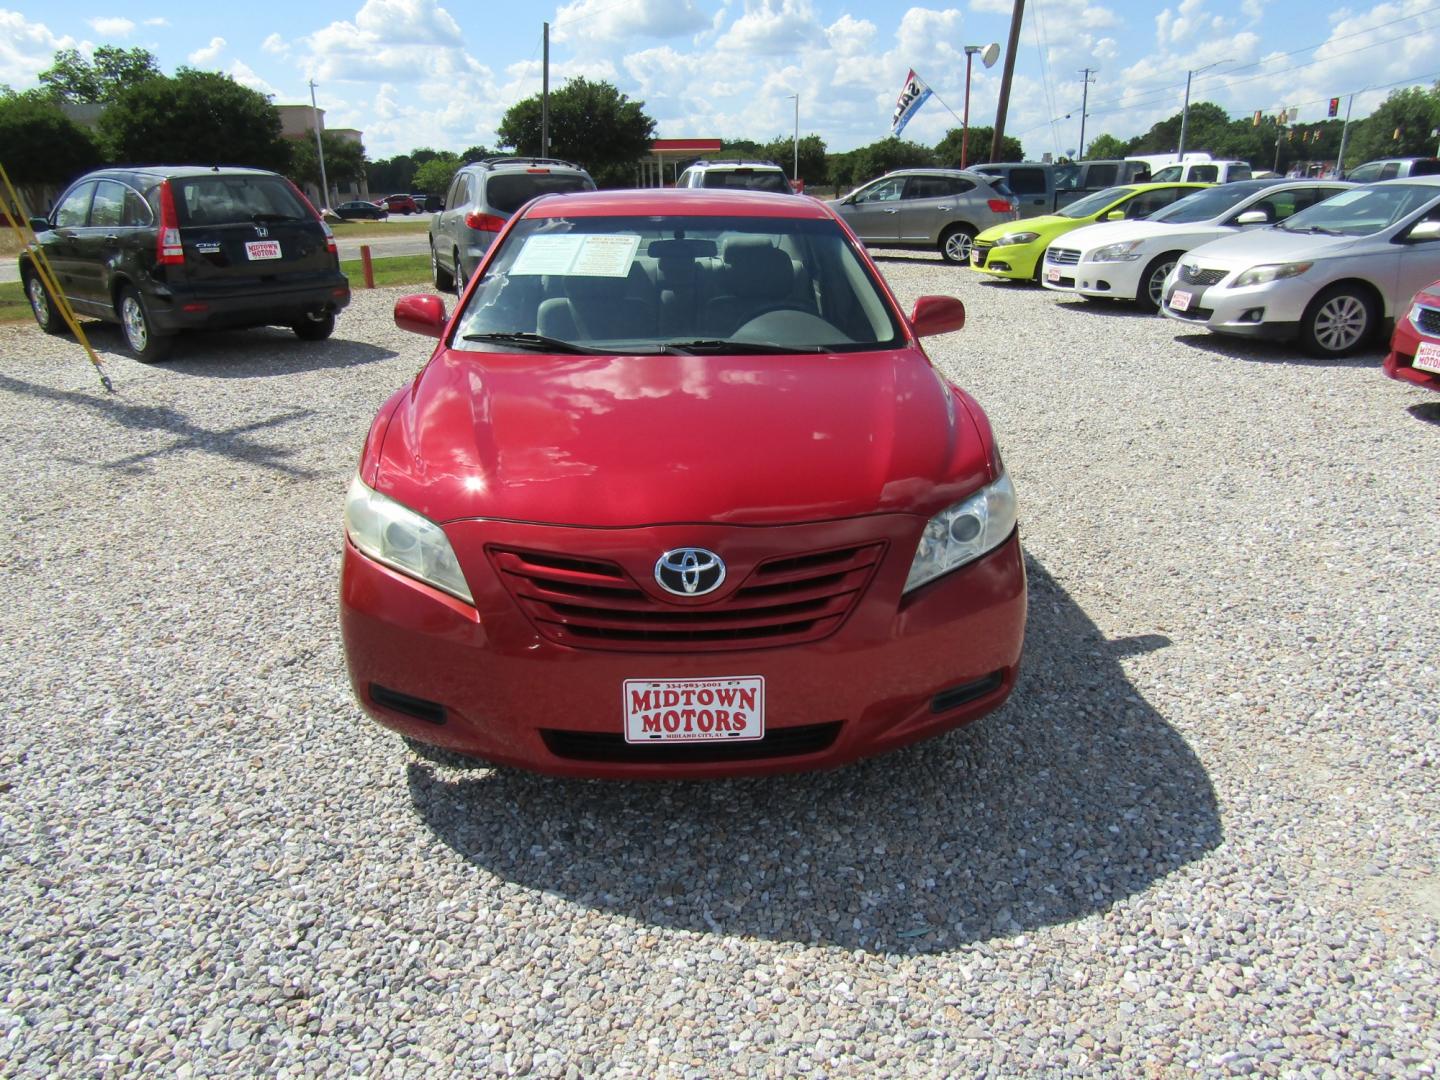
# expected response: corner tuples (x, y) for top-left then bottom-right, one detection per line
(1031, 249), (1048, 284)
(292, 310), (335, 341)
(1137, 252), (1182, 312)
(118, 286), (173, 362)
(24, 270), (63, 334)
(431, 243), (454, 291)
(939, 225), (976, 264)
(453, 249), (468, 297)
(1299, 285), (1376, 358)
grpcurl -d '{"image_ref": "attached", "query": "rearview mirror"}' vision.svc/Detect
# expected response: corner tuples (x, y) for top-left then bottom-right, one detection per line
(394, 294), (447, 338)
(909, 295), (966, 338)
(1234, 210), (1268, 226)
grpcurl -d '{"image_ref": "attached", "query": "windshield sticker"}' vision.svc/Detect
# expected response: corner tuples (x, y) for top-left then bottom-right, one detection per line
(510, 233), (641, 277)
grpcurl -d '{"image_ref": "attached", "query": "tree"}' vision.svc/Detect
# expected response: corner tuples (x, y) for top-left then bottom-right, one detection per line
(99, 69), (290, 172)
(368, 154), (415, 194)
(0, 92), (102, 213)
(844, 137), (936, 185)
(497, 77), (656, 187)
(38, 46), (161, 104)
(290, 129), (368, 192)
(460, 144), (493, 162)
(1083, 133), (1130, 159)
(1345, 84), (1440, 164)
(933, 126), (1022, 165)
(412, 153), (462, 196)
(759, 133), (828, 186)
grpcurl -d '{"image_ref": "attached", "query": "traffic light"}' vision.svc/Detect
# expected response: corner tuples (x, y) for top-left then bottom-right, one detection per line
(1328, 97), (1340, 118)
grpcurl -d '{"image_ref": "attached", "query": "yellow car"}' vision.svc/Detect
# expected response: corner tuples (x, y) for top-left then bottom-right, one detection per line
(970, 183), (1212, 281)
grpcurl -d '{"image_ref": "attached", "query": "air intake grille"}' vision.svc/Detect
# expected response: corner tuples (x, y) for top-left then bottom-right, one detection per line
(1416, 305), (1440, 334)
(491, 543), (884, 652)
(540, 722), (841, 763)
(1178, 264), (1227, 286)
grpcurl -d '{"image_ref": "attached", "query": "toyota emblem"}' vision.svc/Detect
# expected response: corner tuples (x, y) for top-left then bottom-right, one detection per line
(654, 548), (726, 597)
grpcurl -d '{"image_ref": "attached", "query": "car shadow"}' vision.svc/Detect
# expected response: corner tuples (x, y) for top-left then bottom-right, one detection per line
(1408, 400), (1440, 425)
(404, 556), (1221, 954)
(1053, 297), (1165, 320)
(868, 251), (948, 265)
(65, 322), (398, 378)
(1171, 330), (1384, 367)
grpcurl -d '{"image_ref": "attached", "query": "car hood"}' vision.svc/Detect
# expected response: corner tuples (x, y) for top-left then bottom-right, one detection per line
(1180, 226), (1368, 267)
(977, 214), (1085, 243)
(373, 348), (990, 528)
(1055, 219), (1227, 252)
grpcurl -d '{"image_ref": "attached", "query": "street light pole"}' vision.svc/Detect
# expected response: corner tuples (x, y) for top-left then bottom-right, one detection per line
(962, 46), (980, 168)
(791, 93), (799, 182)
(1077, 67), (1097, 159)
(308, 79), (330, 211)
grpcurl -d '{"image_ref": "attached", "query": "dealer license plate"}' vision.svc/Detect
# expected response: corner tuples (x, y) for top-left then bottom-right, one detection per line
(1416, 341), (1440, 374)
(971, 250), (982, 265)
(623, 676), (765, 743)
(246, 240), (282, 261)
(1045, 265), (1062, 283)
(1170, 289), (1192, 312)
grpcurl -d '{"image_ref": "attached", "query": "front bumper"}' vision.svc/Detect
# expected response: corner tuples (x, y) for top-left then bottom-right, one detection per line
(340, 516), (1027, 779)
(970, 240), (1045, 280)
(1042, 257), (1145, 301)
(1159, 270), (1310, 340)
(1384, 313), (1440, 391)
(150, 275), (351, 332)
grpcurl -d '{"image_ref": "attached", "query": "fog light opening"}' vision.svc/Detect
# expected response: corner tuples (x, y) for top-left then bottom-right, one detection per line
(1240, 308), (1265, 323)
(370, 683), (447, 725)
(929, 671), (1005, 714)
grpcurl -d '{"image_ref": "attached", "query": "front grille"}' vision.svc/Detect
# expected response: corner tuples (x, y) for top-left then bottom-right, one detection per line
(1417, 305), (1440, 334)
(1047, 247), (1080, 265)
(491, 543), (884, 652)
(540, 722), (841, 763)
(1178, 264), (1227, 286)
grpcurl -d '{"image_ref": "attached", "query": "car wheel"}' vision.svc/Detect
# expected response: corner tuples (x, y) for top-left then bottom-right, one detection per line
(939, 225), (976, 264)
(431, 244), (454, 291)
(453, 249), (468, 296)
(1299, 285), (1376, 358)
(24, 270), (64, 334)
(1137, 252), (1182, 312)
(292, 310), (336, 341)
(118, 286), (173, 362)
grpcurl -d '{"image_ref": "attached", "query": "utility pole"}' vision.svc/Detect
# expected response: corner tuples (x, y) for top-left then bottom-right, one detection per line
(990, 0), (1025, 164)
(308, 79), (330, 211)
(1077, 67), (1097, 159)
(541, 22), (550, 158)
(791, 93), (800, 182)
(1178, 60), (1230, 159)
(1336, 93), (1356, 176)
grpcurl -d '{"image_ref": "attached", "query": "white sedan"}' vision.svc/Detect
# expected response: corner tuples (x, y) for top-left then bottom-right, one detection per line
(1041, 179), (1351, 311)
(1159, 177), (1440, 357)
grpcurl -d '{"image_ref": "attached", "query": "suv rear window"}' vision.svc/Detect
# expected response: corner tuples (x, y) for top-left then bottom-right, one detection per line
(1412, 159), (1440, 176)
(173, 176), (309, 226)
(700, 171), (793, 193)
(485, 173), (594, 214)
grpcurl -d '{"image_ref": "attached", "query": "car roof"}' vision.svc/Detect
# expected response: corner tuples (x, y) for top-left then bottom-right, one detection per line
(465, 156), (588, 172)
(80, 165), (279, 183)
(523, 188), (833, 220)
(880, 168), (991, 178)
(687, 160), (784, 169)
(1372, 175), (1440, 186)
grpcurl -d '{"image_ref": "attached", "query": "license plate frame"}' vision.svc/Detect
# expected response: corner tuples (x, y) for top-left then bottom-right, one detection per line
(622, 676), (765, 744)
(1415, 340), (1440, 374)
(245, 240), (282, 261)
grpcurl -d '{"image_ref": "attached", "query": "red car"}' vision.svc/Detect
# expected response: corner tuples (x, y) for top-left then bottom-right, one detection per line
(340, 189), (1026, 778)
(383, 193), (420, 214)
(1384, 277), (1440, 391)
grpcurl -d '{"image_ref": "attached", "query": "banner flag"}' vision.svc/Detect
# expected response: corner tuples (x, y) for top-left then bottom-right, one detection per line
(891, 70), (933, 136)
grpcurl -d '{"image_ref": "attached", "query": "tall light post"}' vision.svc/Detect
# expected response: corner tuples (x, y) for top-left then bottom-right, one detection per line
(308, 79), (330, 211)
(1077, 67), (1097, 159)
(1177, 59), (1231, 158)
(787, 93), (799, 183)
(961, 42), (1000, 168)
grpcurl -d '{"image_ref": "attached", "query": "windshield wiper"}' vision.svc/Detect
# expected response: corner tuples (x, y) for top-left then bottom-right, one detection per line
(1281, 224), (1341, 235)
(462, 331), (614, 354)
(661, 338), (827, 355)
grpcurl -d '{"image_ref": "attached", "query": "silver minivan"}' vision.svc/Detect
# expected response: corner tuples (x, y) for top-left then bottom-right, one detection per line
(828, 168), (1019, 263)
(429, 157), (596, 294)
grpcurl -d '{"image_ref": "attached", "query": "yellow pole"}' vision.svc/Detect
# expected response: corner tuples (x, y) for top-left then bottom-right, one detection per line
(0, 163), (114, 393)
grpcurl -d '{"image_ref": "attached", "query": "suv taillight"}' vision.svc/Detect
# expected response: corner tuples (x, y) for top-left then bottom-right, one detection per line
(988, 198), (1014, 213)
(156, 180), (184, 265)
(465, 212), (507, 232)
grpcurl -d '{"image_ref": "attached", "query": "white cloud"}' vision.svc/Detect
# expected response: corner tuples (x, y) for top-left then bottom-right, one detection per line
(87, 17), (135, 37)
(227, 60), (280, 98)
(551, 0), (710, 46)
(0, 11), (76, 85)
(353, 0), (462, 46)
(188, 36), (226, 65)
(969, 0), (1012, 12)
(262, 33), (289, 56)
(717, 0), (824, 56)
(825, 14), (875, 57)
(143, 17), (168, 27)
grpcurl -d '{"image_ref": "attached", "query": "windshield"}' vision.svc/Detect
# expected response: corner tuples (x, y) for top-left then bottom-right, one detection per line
(453, 214), (904, 354)
(1278, 183), (1439, 236)
(1058, 186), (1138, 219)
(1148, 183), (1267, 224)
(1150, 165), (1182, 182)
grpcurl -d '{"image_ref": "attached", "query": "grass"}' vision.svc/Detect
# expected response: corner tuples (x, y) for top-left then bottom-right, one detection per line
(1, 280), (28, 324)
(329, 217), (433, 238)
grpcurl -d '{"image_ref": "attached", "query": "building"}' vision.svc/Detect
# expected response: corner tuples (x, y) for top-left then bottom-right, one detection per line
(275, 104), (370, 205)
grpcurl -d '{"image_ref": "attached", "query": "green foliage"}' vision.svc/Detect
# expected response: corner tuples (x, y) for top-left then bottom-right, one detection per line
(1343, 85), (1440, 164)
(846, 138), (936, 184)
(99, 69), (290, 172)
(289, 129), (368, 193)
(412, 153), (463, 195)
(1083, 133), (1129, 159)
(497, 77), (656, 187)
(368, 154), (415, 194)
(460, 145), (493, 163)
(933, 126), (1022, 166)
(719, 137), (765, 158)
(38, 46), (161, 104)
(0, 93), (102, 186)
(758, 133), (828, 186)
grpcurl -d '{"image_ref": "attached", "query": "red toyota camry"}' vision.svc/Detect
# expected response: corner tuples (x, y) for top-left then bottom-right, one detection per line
(1384, 277), (1440, 392)
(340, 189), (1026, 778)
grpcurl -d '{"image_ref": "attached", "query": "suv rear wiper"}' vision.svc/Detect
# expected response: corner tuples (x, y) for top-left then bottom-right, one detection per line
(462, 331), (613, 354)
(661, 338), (827, 355)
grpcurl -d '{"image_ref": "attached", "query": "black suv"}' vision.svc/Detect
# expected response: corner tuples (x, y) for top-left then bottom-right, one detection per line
(20, 165), (350, 361)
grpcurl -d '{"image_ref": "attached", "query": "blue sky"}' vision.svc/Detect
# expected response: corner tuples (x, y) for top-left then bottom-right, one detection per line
(2, 0), (1438, 159)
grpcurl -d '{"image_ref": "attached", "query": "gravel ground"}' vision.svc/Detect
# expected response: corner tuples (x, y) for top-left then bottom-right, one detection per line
(1, 258), (1436, 1077)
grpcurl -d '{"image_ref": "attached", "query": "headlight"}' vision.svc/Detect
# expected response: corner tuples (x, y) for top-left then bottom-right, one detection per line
(344, 475), (474, 603)
(1090, 240), (1144, 262)
(1232, 261), (1312, 288)
(994, 231), (1040, 247)
(904, 471), (1018, 594)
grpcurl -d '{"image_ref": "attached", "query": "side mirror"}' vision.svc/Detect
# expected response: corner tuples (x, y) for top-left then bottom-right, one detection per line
(394, 294), (447, 338)
(1104, 210), (1126, 221)
(909, 295), (966, 338)
(1234, 210), (1269, 226)
(1406, 220), (1440, 242)
(28, 216), (51, 233)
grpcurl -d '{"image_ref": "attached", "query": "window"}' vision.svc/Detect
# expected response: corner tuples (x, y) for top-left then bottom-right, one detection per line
(1412, 159), (1440, 177)
(1084, 164), (1118, 188)
(1189, 165), (1219, 183)
(88, 181), (126, 228)
(1228, 164), (1252, 180)
(904, 176), (972, 199)
(123, 187), (152, 226)
(1122, 188), (1184, 218)
(485, 172), (595, 213)
(855, 177), (905, 203)
(173, 175), (308, 226)
(448, 173), (469, 208)
(1379, 162), (1401, 180)
(1150, 165), (1183, 182)
(1007, 168), (1048, 195)
(54, 182), (95, 228)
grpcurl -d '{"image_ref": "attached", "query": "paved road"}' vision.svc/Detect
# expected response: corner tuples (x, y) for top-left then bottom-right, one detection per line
(1, 227), (431, 285)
